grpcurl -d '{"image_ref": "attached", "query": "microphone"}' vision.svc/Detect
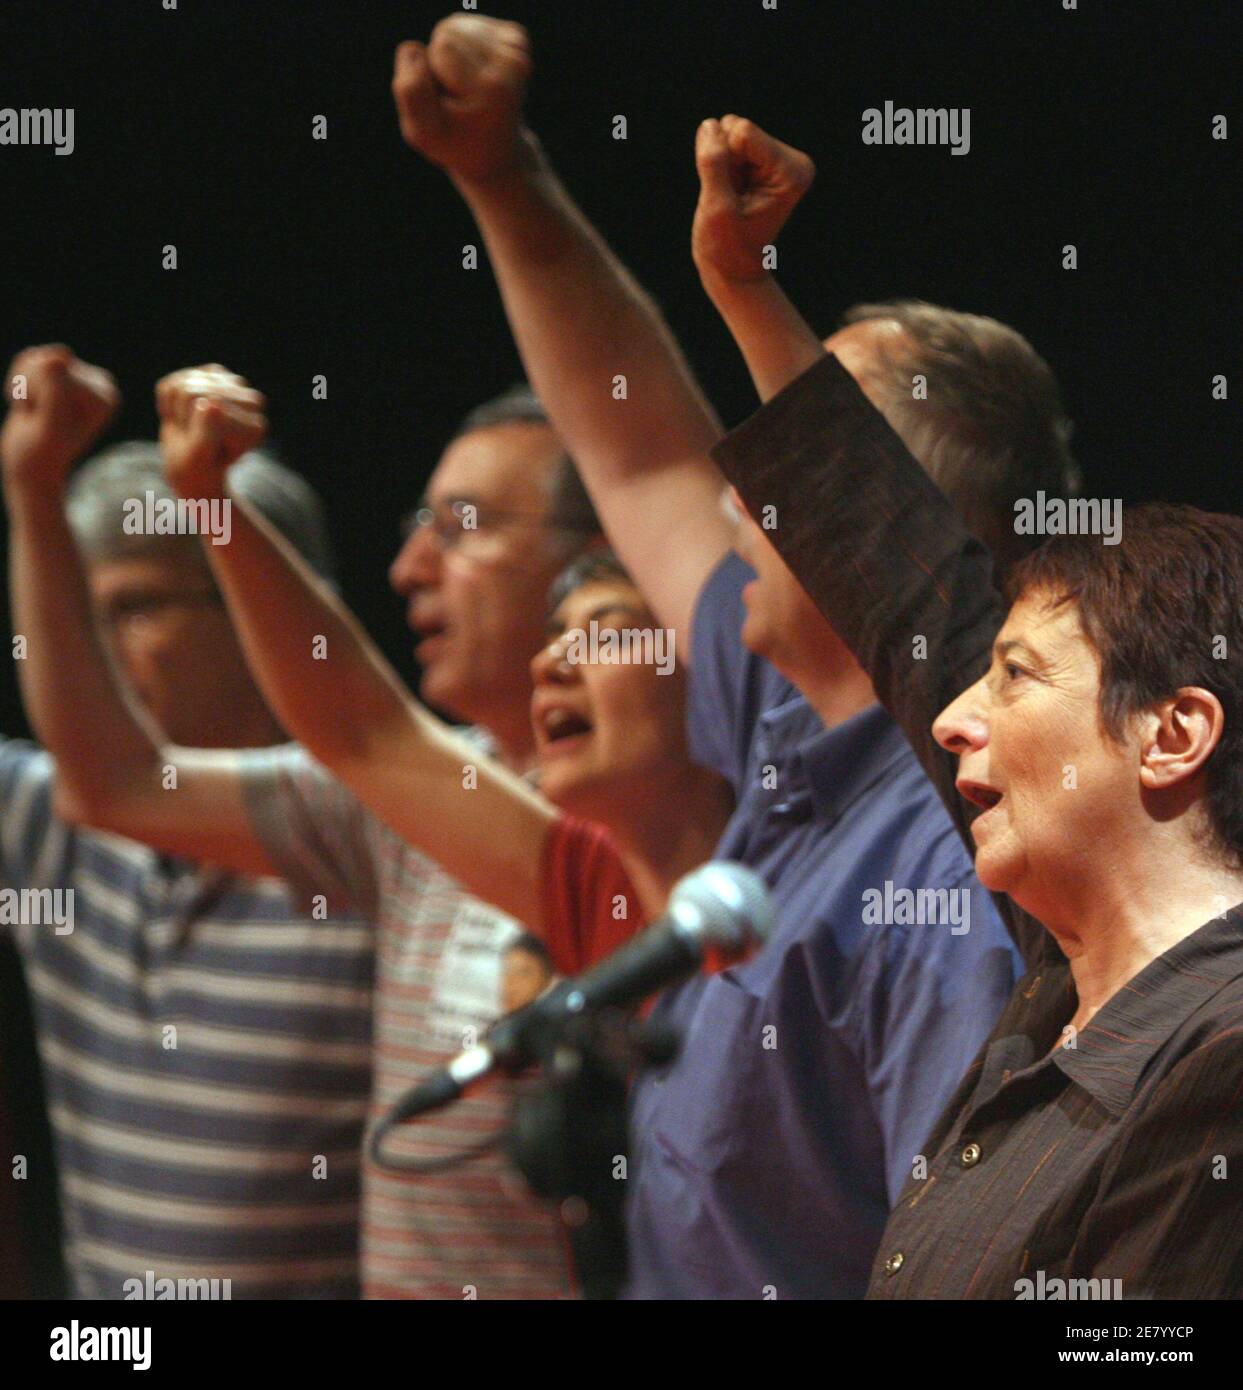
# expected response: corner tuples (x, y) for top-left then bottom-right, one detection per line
(383, 861), (772, 1127)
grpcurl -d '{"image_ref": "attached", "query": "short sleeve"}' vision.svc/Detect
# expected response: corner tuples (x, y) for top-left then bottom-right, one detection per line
(236, 744), (381, 920)
(539, 815), (644, 976)
(0, 738), (62, 892)
(687, 552), (798, 791)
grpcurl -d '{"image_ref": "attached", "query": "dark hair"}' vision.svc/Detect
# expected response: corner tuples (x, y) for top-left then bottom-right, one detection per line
(505, 932), (554, 970)
(452, 383), (600, 548)
(452, 383), (550, 438)
(545, 451), (600, 541)
(545, 547), (632, 616)
(841, 300), (1078, 577)
(1006, 503), (1243, 866)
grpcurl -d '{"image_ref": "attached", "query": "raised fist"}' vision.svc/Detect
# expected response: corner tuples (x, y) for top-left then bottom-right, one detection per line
(392, 15), (531, 185)
(1, 345), (119, 485)
(155, 365), (267, 492)
(692, 116), (816, 285)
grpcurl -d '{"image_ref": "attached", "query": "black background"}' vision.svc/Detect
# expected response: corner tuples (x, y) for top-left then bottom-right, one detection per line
(2, 0), (1239, 739)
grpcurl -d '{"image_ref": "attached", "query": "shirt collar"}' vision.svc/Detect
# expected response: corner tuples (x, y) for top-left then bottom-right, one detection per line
(758, 698), (911, 825)
(1051, 905), (1243, 1114)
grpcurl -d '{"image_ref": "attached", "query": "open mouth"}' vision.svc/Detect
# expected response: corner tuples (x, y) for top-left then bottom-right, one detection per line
(541, 708), (593, 745)
(958, 780), (1003, 812)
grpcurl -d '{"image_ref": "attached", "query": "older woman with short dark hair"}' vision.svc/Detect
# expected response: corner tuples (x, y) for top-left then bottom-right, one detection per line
(714, 348), (1243, 1298)
(693, 113), (1243, 1295)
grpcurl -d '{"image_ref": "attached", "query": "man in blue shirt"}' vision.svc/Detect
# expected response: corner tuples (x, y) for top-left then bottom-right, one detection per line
(624, 555), (1016, 1298)
(392, 14), (1075, 1296)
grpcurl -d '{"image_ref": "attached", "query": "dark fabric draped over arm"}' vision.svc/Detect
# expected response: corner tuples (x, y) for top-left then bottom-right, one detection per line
(712, 352), (1046, 967)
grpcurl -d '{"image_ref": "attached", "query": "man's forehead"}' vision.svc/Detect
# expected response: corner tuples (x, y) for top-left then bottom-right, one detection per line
(428, 420), (561, 506)
(87, 552), (204, 593)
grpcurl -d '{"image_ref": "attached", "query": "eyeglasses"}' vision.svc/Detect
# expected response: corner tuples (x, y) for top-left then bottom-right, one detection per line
(405, 499), (582, 550)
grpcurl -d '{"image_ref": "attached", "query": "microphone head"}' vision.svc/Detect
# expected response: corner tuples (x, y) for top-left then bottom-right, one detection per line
(667, 861), (774, 955)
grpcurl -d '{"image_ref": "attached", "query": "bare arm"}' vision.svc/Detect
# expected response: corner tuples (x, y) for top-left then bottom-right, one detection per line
(692, 116), (827, 404)
(392, 16), (731, 643)
(689, 133), (1042, 964)
(156, 366), (558, 932)
(1, 345), (275, 875)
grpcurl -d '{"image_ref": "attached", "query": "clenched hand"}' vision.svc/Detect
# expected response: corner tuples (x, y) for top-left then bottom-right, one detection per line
(392, 15), (532, 186)
(1, 345), (119, 487)
(155, 365), (267, 494)
(692, 116), (816, 285)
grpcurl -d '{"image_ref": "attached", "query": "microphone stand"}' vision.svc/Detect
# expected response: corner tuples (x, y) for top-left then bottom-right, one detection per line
(504, 1005), (678, 1301)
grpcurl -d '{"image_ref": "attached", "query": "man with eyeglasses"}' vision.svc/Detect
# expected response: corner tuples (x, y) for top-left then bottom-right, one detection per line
(4, 347), (607, 1298)
(389, 13), (1083, 1298)
(392, 386), (601, 762)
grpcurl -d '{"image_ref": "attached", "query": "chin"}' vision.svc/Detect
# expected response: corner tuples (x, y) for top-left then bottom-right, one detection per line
(974, 861), (1006, 894)
(972, 843), (1017, 895)
(419, 667), (470, 722)
(544, 772), (608, 822)
(739, 619), (773, 660)
(418, 663), (448, 702)
(535, 769), (572, 808)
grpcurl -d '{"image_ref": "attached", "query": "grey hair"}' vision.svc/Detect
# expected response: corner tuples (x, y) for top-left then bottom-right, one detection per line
(65, 440), (337, 582)
(841, 299), (1079, 577)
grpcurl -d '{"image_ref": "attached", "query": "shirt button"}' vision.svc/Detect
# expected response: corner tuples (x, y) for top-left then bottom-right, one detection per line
(883, 1252), (904, 1276)
(961, 1142), (982, 1167)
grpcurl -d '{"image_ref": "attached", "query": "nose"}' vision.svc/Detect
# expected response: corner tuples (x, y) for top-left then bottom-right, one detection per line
(531, 635), (578, 687)
(389, 522), (442, 597)
(722, 485), (746, 527)
(933, 677), (990, 755)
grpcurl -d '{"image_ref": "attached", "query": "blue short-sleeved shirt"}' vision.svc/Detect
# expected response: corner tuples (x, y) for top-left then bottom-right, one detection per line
(624, 554), (1023, 1299)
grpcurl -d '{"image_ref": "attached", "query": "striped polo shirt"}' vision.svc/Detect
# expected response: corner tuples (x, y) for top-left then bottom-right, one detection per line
(0, 738), (374, 1299)
(239, 743), (575, 1300)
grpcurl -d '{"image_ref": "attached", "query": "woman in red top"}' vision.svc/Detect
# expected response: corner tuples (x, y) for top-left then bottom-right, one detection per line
(154, 361), (735, 974)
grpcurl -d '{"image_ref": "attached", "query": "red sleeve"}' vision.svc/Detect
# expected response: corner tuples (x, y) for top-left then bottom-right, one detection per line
(540, 815), (645, 976)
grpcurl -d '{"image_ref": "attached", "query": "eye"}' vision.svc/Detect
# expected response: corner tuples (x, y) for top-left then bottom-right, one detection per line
(1003, 661), (1027, 682)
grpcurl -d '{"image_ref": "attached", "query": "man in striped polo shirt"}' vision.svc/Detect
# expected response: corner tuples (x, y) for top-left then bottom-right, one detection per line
(1, 346), (374, 1297)
(18, 349), (606, 1297)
